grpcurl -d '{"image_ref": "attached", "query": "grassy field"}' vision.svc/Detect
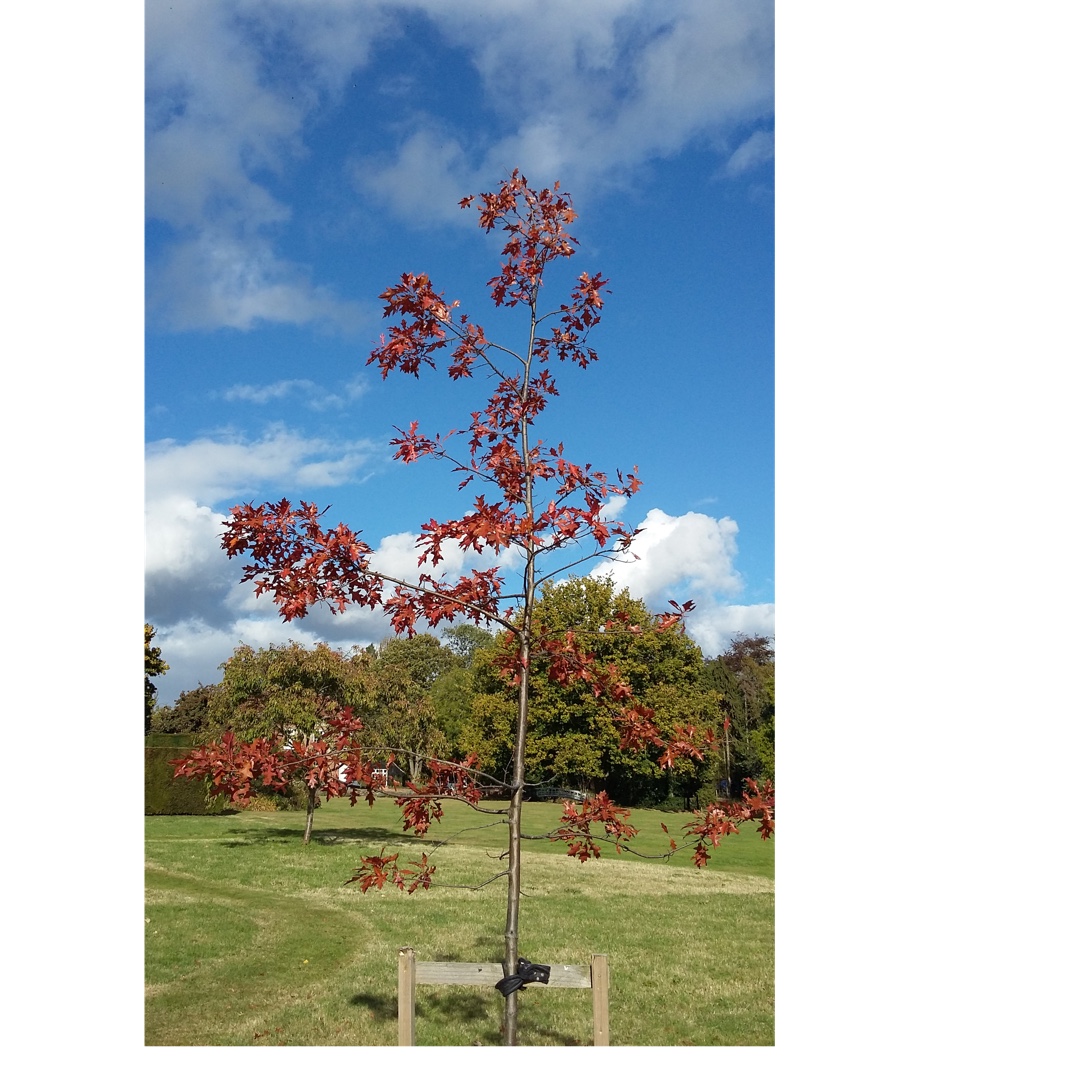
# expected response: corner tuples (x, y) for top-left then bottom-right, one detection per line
(145, 796), (774, 1046)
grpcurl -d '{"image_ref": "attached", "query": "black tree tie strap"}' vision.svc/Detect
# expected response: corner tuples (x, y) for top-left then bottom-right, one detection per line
(495, 958), (552, 997)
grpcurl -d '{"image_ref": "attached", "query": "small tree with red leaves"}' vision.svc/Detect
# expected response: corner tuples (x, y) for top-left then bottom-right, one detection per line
(180, 171), (772, 1045)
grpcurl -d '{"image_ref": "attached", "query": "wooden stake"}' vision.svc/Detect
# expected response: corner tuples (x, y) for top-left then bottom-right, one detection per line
(591, 954), (610, 1046)
(397, 947), (416, 1046)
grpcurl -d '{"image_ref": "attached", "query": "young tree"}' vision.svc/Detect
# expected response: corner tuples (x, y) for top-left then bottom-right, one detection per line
(182, 173), (772, 1045)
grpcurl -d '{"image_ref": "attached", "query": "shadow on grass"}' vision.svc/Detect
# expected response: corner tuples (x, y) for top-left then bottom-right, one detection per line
(219, 825), (432, 848)
(347, 960), (584, 1047)
(348, 992), (397, 1021)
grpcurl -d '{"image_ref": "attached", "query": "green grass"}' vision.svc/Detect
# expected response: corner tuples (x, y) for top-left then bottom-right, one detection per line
(145, 796), (773, 1046)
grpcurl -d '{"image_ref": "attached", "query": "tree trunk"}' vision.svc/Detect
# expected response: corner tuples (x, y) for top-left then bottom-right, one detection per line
(502, 615), (531, 1045)
(303, 786), (316, 845)
(502, 288), (539, 1047)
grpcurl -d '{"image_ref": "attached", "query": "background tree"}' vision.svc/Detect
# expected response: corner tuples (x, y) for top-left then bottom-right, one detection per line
(464, 576), (721, 806)
(182, 174), (772, 1045)
(150, 683), (219, 736)
(209, 641), (371, 738)
(145, 623), (169, 735)
(703, 635), (775, 791)
(374, 633), (458, 690)
(205, 641), (377, 843)
(366, 635), (459, 781)
(427, 625), (496, 756)
(442, 623), (496, 665)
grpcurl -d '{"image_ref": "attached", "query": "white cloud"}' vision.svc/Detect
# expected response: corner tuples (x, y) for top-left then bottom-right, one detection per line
(220, 375), (368, 410)
(148, 235), (370, 333)
(352, 129), (483, 226)
(367, 530), (437, 583)
(594, 507), (744, 601)
(683, 601), (775, 659)
(145, 495), (225, 580)
(145, 0), (387, 331)
(148, 1), (773, 327)
(221, 380), (317, 404)
(601, 494), (628, 521)
(146, 426), (377, 504)
(145, 427), (379, 634)
(359, 0), (774, 212)
(726, 129), (774, 177)
(589, 506), (771, 657)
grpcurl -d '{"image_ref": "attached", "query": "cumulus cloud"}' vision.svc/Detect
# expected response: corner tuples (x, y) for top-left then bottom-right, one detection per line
(145, 427), (379, 634)
(591, 506), (773, 656)
(149, 493), (769, 700)
(595, 507), (743, 601)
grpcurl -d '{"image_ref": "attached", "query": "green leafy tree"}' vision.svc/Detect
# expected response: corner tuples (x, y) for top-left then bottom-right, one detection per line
(704, 635), (775, 790)
(367, 635), (459, 781)
(465, 576), (720, 805)
(442, 623), (495, 665)
(144, 623), (169, 735)
(150, 683), (219, 735)
(209, 641), (376, 842)
(374, 633), (458, 690)
(425, 625), (496, 756)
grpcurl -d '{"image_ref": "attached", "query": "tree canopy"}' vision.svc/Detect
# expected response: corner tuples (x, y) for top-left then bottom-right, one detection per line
(209, 640), (374, 741)
(465, 575), (723, 805)
(150, 684), (218, 736)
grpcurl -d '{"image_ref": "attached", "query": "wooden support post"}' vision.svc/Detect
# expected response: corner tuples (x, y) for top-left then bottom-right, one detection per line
(398, 947), (416, 1046)
(396, 949), (610, 1045)
(590, 954), (609, 1046)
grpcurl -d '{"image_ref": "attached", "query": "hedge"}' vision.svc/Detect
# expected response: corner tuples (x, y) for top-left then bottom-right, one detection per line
(144, 733), (227, 816)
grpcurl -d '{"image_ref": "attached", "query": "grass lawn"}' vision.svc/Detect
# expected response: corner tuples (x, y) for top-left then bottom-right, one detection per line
(145, 795), (773, 1046)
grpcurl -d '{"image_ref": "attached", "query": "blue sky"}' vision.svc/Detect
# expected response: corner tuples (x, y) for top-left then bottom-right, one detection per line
(145, 0), (777, 703)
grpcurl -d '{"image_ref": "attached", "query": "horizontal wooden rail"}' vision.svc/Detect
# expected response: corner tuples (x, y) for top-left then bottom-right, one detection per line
(397, 947), (609, 1045)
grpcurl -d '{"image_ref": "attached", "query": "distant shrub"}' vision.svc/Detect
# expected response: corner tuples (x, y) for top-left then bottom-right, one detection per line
(270, 780), (321, 811)
(237, 780), (320, 812)
(243, 793), (280, 811)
